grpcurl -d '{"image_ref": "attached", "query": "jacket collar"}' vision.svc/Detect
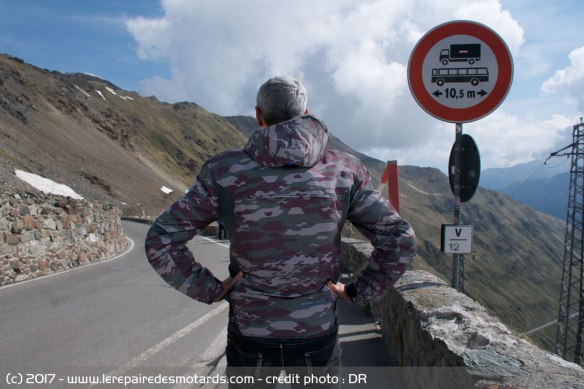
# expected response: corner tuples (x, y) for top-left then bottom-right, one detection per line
(244, 114), (330, 168)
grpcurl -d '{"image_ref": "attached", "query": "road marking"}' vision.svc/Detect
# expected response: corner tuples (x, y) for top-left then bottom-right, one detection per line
(200, 235), (230, 249)
(101, 302), (229, 379)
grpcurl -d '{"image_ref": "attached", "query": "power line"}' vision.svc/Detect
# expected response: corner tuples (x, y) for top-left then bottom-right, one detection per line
(505, 155), (569, 199)
(506, 162), (546, 198)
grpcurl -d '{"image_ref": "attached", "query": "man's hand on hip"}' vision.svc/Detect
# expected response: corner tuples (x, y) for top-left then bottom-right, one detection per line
(214, 271), (244, 302)
(327, 281), (352, 304)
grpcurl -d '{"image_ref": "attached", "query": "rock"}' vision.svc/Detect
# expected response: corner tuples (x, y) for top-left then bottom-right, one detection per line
(22, 215), (35, 230)
(9, 259), (20, 271)
(15, 274), (28, 282)
(462, 349), (527, 380)
(43, 217), (57, 230)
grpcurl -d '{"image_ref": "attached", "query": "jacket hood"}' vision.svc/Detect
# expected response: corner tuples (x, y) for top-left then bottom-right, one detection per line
(244, 114), (330, 168)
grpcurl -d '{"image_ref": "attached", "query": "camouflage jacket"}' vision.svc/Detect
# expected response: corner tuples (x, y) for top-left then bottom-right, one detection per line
(145, 114), (416, 338)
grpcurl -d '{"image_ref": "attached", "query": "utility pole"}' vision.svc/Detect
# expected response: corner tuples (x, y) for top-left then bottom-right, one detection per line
(555, 120), (584, 367)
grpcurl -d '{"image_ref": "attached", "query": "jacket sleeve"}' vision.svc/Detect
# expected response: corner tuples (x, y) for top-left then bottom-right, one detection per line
(345, 165), (417, 305)
(145, 174), (223, 304)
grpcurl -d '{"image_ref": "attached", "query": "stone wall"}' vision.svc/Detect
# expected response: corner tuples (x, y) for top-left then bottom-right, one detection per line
(340, 238), (584, 388)
(0, 191), (128, 286)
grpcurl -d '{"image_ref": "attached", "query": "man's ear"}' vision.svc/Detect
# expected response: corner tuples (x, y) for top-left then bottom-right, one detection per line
(256, 106), (267, 128)
(304, 108), (309, 114)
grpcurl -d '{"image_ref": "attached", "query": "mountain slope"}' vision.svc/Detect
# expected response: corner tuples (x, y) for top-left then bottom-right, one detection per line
(0, 54), (248, 214)
(0, 53), (566, 353)
(498, 172), (569, 220)
(396, 165), (565, 351)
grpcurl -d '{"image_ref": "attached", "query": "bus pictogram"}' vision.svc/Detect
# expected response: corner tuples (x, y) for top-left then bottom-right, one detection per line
(431, 67), (489, 86)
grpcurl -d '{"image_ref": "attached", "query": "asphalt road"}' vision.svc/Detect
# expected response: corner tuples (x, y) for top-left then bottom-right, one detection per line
(1, 221), (397, 388)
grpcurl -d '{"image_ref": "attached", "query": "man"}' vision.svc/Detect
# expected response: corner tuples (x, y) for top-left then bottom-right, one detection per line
(217, 219), (227, 239)
(145, 76), (416, 387)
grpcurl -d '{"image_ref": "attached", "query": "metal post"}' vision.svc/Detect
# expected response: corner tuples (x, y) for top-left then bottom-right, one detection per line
(556, 122), (584, 366)
(452, 123), (463, 290)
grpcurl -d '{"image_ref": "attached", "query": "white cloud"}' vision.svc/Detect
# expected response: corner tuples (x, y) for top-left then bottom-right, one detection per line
(127, 0), (577, 170)
(541, 46), (584, 112)
(465, 111), (572, 167)
(454, 0), (524, 55)
(362, 111), (572, 170)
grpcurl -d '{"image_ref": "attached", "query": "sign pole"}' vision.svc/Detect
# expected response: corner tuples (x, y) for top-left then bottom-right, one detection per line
(452, 122), (463, 291)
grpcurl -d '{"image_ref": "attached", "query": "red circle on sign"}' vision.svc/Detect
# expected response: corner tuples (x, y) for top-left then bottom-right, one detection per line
(408, 20), (513, 123)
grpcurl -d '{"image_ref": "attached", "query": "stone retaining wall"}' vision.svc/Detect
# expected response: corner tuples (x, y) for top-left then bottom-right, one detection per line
(340, 238), (584, 388)
(0, 191), (128, 286)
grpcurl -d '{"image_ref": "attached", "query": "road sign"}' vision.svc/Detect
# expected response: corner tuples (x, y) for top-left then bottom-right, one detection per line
(441, 224), (473, 254)
(448, 134), (481, 202)
(408, 20), (513, 123)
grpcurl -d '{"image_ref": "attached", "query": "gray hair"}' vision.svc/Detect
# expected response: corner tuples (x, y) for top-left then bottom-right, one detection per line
(256, 76), (307, 126)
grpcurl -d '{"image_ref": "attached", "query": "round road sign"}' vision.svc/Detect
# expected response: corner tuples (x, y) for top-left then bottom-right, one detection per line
(408, 20), (513, 123)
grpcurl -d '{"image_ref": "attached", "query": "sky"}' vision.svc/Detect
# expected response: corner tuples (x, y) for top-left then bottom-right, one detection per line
(2, 0), (584, 174)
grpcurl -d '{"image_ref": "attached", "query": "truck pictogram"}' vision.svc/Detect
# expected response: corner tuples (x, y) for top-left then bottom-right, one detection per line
(440, 44), (481, 65)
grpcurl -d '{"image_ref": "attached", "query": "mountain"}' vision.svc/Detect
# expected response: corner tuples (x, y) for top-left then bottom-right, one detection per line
(481, 158), (571, 190)
(0, 54), (248, 215)
(498, 173), (569, 220)
(0, 53), (566, 353)
(481, 159), (571, 219)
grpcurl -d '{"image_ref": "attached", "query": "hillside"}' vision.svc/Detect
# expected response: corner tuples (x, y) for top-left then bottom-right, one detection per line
(396, 166), (565, 351)
(0, 54), (248, 215)
(0, 53), (566, 353)
(498, 173), (569, 220)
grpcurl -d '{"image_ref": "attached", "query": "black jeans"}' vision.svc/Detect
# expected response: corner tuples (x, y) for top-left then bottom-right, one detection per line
(226, 317), (342, 388)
